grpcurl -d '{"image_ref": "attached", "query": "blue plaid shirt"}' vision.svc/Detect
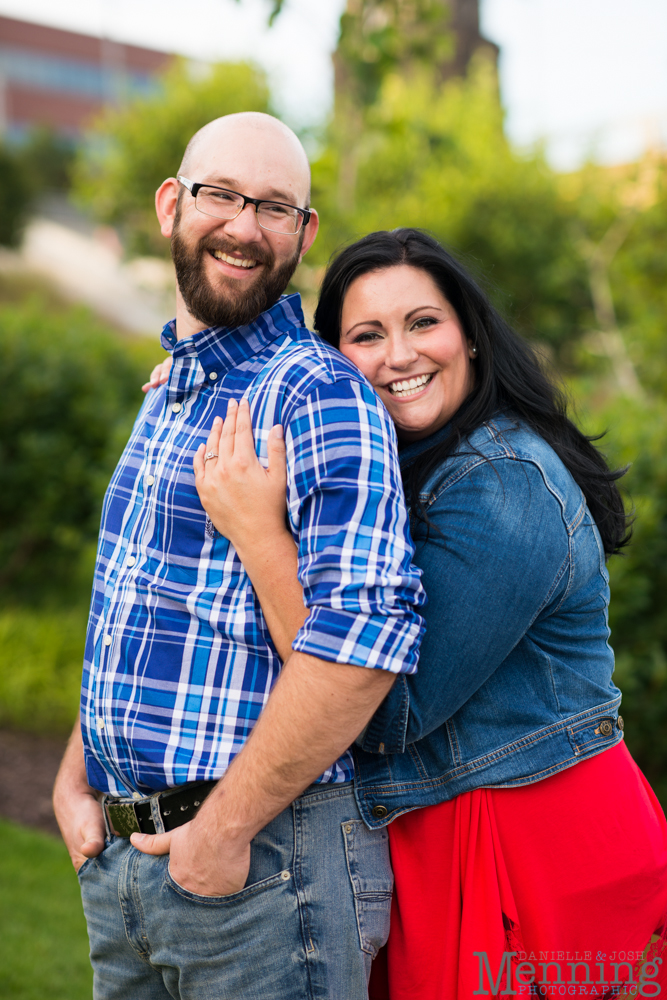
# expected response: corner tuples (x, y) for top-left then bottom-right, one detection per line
(81, 294), (425, 795)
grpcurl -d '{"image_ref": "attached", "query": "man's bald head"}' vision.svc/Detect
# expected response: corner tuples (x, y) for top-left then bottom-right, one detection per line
(179, 112), (311, 207)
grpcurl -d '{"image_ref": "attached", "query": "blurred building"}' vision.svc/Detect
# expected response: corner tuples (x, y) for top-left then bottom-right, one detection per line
(0, 15), (173, 141)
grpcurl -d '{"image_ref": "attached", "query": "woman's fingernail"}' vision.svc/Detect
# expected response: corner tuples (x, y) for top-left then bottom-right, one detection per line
(213, 416), (222, 426)
(274, 425), (283, 439)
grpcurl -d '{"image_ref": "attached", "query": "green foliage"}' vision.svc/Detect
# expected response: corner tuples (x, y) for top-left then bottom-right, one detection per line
(0, 819), (92, 1000)
(336, 0), (454, 107)
(72, 58), (271, 256)
(583, 395), (667, 802)
(0, 297), (165, 603)
(310, 61), (591, 354)
(0, 605), (88, 734)
(0, 144), (30, 246)
(14, 127), (76, 195)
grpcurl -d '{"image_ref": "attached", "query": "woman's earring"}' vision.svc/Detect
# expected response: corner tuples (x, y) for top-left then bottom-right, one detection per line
(471, 345), (478, 356)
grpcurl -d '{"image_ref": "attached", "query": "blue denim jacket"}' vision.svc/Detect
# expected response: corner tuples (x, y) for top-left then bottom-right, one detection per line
(353, 414), (624, 828)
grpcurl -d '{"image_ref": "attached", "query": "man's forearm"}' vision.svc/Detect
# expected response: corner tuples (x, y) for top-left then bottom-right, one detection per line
(53, 720), (96, 801)
(200, 651), (396, 843)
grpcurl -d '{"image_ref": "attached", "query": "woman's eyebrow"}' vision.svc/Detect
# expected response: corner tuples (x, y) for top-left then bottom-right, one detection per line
(342, 319), (383, 337)
(404, 305), (444, 320)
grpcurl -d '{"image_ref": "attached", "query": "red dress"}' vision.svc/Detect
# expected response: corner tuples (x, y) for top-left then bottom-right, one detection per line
(369, 743), (667, 999)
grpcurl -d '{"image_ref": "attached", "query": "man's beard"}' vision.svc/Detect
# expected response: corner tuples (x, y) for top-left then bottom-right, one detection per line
(171, 215), (303, 331)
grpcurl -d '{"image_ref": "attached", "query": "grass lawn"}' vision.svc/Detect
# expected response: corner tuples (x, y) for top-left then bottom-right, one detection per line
(0, 819), (92, 1000)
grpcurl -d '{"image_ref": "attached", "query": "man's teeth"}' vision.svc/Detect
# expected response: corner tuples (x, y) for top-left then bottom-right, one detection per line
(212, 250), (257, 269)
(388, 374), (433, 398)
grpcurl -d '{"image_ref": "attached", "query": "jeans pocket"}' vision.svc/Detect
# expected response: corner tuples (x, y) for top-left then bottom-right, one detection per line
(165, 861), (292, 905)
(342, 819), (393, 957)
(76, 856), (97, 879)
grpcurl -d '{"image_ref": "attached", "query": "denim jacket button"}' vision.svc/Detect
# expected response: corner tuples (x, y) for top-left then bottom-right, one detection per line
(599, 719), (613, 737)
(372, 805), (388, 819)
(617, 715), (624, 731)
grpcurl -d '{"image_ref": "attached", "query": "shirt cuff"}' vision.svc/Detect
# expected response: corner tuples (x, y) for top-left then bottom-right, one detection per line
(292, 605), (423, 675)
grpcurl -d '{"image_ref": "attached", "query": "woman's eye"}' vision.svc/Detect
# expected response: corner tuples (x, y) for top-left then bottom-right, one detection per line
(352, 331), (381, 344)
(411, 316), (437, 331)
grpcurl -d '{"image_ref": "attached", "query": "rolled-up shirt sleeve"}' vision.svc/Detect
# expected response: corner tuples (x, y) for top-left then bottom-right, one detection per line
(285, 378), (426, 674)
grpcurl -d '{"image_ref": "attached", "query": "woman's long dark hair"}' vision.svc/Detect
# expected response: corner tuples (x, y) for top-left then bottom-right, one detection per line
(314, 228), (630, 556)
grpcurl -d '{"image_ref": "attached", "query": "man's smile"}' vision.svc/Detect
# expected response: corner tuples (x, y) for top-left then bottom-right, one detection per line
(210, 249), (259, 270)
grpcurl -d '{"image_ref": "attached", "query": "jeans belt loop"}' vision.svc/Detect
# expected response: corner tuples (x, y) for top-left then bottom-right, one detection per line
(149, 796), (166, 835)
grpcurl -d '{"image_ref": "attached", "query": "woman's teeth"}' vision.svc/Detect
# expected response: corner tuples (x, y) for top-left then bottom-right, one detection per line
(388, 373), (433, 398)
(212, 250), (257, 269)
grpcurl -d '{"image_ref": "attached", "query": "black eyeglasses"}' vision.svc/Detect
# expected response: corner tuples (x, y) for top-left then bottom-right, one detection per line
(177, 176), (312, 235)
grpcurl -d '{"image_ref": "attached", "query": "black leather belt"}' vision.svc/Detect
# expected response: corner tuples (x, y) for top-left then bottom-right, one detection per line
(104, 780), (217, 837)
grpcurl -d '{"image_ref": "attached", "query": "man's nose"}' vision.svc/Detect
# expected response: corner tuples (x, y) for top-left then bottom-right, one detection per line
(221, 203), (263, 244)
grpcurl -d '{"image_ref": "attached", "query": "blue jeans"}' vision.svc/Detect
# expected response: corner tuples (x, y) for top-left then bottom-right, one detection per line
(78, 782), (392, 999)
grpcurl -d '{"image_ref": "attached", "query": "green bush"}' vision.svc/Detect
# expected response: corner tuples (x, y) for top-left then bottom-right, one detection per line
(0, 297), (164, 603)
(597, 397), (667, 803)
(0, 605), (88, 734)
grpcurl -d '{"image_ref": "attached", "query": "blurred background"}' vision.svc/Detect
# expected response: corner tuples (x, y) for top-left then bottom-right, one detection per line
(0, 2), (665, 995)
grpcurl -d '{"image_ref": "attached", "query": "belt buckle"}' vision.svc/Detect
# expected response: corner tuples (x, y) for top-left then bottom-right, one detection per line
(106, 799), (142, 837)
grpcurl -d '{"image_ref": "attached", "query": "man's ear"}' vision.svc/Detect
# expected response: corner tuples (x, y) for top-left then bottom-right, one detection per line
(299, 208), (319, 261)
(155, 178), (180, 239)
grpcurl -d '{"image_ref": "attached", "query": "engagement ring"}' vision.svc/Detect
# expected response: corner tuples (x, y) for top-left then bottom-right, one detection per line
(204, 452), (219, 462)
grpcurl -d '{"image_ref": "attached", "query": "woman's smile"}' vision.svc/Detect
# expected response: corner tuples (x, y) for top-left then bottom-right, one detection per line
(385, 372), (436, 398)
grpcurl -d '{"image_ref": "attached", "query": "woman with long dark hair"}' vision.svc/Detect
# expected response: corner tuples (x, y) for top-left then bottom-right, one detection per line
(191, 229), (667, 998)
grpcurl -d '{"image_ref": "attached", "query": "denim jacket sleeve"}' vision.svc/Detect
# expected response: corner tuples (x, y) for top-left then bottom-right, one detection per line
(359, 455), (573, 753)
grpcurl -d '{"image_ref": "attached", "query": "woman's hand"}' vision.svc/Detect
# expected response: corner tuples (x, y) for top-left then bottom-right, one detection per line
(195, 398), (307, 661)
(193, 398), (288, 554)
(142, 357), (172, 393)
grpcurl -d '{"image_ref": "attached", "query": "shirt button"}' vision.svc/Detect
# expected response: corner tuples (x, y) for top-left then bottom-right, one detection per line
(617, 715), (624, 731)
(599, 719), (613, 736)
(127, 556), (136, 566)
(371, 804), (388, 819)
(96, 718), (105, 732)
(145, 475), (155, 487)
(132, 792), (141, 800)
(209, 371), (218, 381)
(171, 402), (182, 413)
(103, 635), (112, 646)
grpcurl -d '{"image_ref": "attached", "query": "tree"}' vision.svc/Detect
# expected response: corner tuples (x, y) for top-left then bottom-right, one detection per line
(72, 58), (271, 256)
(308, 61), (591, 357)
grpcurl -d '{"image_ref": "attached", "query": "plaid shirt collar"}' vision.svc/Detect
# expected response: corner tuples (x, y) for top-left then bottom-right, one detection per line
(160, 293), (307, 383)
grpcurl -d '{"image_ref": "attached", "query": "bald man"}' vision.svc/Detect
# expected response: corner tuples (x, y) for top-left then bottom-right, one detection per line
(53, 113), (424, 1000)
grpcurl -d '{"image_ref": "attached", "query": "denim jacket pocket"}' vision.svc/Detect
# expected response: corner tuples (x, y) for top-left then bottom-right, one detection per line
(342, 820), (393, 957)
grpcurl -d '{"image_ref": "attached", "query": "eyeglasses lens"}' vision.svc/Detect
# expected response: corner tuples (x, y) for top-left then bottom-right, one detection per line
(195, 187), (301, 235)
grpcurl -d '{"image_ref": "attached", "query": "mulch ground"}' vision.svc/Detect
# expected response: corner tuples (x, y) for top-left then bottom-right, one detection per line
(0, 729), (68, 837)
